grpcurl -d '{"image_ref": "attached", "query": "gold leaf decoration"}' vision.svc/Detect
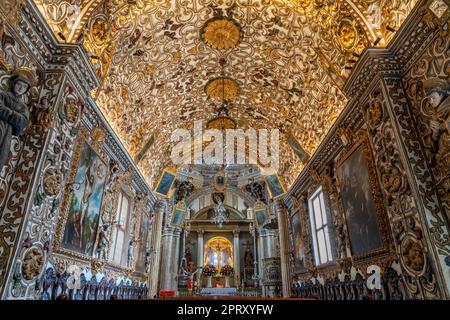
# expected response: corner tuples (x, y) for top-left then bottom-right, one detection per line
(205, 77), (239, 101)
(201, 17), (242, 50)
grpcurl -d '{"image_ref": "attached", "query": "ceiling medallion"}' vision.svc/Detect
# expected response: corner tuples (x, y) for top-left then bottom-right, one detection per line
(207, 106), (237, 130)
(336, 18), (359, 50)
(200, 17), (242, 50)
(205, 77), (239, 101)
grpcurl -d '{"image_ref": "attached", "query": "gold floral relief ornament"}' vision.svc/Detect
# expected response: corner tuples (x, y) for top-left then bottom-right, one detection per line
(30, 98), (55, 134)
(381, 166), (402, 193)
(91, 16), (110, 46)
(64, 97), (80, 124)
(205, 77), (239, 101)
(366, 97), (384, 128)
(0, 0), (26, 30)
(22, 247), (45, 280)
(90, 126), (106, 151)
(401, 238), (426, 274)
(90, 259), (106, 275)
(200, 17), (242, 50)
(43, 167), (63, 197)
(336, 18), (358, 50)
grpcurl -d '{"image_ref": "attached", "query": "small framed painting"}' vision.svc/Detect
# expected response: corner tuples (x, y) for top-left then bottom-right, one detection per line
(254, 201), (269, 228)
(265, 174), (286, 199)
(154, 169), (176, 198)
(171, 202), (186, 227)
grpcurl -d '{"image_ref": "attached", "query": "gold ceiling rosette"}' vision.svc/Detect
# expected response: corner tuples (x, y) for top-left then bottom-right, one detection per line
(205, 77), (239, 101)
(200, 16), (242, 50)
(207, 105), (237, 130)
(206, 116), (237, 130)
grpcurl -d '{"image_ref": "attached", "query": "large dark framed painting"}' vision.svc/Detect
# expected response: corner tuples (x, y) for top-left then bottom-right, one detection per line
(61, 141), (108, 256)
(336, 137), (388, 259)
(291, 212), (305, 271)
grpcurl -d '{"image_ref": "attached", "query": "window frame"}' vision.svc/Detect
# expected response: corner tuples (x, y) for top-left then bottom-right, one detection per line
(308, 186), (334, 266)
(111, 190), (132, 266)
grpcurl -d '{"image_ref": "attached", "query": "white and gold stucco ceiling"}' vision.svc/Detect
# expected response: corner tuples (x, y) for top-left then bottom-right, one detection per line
(35, 0), (418, 188)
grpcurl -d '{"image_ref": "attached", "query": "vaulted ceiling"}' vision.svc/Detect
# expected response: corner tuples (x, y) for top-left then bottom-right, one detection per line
(35, 0), (418, 188)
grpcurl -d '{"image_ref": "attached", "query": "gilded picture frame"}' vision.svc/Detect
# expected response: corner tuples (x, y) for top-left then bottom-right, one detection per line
(154, 168), (176, 198)
(265, 174), (286, 199)
(335, 133), (392, 263)
(54, 127), (110, 261)
(171, 201), (186, 227)
(254, 201), (269, 228)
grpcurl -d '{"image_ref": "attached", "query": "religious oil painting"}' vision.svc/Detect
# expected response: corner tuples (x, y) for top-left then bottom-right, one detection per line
(265, 174), (286, 199)
(255, 208), (268, 228)
(337, 145), (382, 256)
(287, 133), (310, 163)
(154, 170), (176, 197)
(62, 142), (108, 256)
(291, 212), (305, 271)
(172, 208), (185, 226)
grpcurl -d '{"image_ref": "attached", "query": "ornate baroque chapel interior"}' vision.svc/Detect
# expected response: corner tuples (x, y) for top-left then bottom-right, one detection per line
(0, 0), (448, 301)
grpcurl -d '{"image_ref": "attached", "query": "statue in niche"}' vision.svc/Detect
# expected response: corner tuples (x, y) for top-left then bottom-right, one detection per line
(245, 178), (265, 202)
(185, 247), (193, 272)
(106, 159), (119, 192)
(0, 67), (36, 173)
(244, 243), (254, 268)
(334, 220), (346, 260)
(180, 256), (201, 294)
(174, 179), (194, 203)
(95, 224), (110, 260)
(127, 239), (134, 267)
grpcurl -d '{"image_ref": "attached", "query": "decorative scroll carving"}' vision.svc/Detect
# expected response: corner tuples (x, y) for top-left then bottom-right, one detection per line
(367, 86), (442, 299)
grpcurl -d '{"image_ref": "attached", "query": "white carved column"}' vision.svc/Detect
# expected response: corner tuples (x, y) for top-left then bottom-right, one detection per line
(172, 228), (181, 292)
(233, 228), (240, 285)
(257, 230), (264, 288)
(197, 229), (204, 269)
(148, 200), (165, 298)
(274, 199), (292, 298)
(160, 226), (181, 291)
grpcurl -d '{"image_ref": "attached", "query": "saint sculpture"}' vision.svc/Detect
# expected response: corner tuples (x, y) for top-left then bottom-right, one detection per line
(0, 67), (36, 173)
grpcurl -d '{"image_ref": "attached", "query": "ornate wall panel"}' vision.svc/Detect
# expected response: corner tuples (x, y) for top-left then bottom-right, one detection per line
(0, 2), (159, 299)
(286, 0), (450, 299)
(365, 87), (443, 299)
